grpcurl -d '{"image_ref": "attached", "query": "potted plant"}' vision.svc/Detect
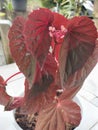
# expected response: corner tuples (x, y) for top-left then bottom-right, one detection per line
(12, 0), (27, 11)
(0, 8), (98, 130)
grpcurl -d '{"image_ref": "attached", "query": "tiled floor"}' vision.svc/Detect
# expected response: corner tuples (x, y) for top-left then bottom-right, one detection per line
(0, 63), (98, 130)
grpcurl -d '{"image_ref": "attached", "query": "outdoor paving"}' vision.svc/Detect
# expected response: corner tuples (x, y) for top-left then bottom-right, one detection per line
(0, 63), (98, 130)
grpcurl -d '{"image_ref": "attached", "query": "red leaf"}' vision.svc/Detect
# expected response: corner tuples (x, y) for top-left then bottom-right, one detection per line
(5, 97), (24, 111)
(59, 16), (97, 88)
(19, 81), (59, 114)
(52, 12), (68, 29)
(42, 53), (58, 78)
(60, 39), (98, 90)
(66, 16), (97, 47)
(35, 98), (81, 130)
(8, 16), (36, 83)
(24, 8), (54, 66)
(26, 53), (58, 96)
(0, 76), (10, 106)
(0, 76), (6, 87)
(59, 87), (80, 100)
(58, 38), (69, 87)
(0, 76), (23, 109)
(50, 13), (68, 60)
(18, 53), (60, 114)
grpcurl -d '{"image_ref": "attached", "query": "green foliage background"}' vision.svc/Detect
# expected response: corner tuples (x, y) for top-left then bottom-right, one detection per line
(40, 0), (93, 18)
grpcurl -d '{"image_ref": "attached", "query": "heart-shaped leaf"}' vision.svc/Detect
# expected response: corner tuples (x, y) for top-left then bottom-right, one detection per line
(18, 53), (60, 114)
(35, 98), (81, 130)
(59, 16), (97, 88)
(8, 16), (36, 83)
(24, 8), (53, 66)
(19, 81), (59, 114)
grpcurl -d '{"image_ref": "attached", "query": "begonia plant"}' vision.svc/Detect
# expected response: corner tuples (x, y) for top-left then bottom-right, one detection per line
(0, 8), (98, 130)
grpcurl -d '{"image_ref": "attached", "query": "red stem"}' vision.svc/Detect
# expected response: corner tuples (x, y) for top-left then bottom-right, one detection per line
(4, 72), (22, 84)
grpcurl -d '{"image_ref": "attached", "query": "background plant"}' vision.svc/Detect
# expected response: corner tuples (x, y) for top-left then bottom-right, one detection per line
(41, 0), (94, 18)
(3, 0), (13, 20)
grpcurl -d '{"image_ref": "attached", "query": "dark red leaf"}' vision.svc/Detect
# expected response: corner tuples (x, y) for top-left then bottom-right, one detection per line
(5, 97), (24, 111)
(19, 80), (59, 114)
(42, 53), (58, 78)
(0, 76), (6, 87)
(58, 38), (69, 87)
(35, 98), (81, 130)
(0, 76), (23, 109)
(8, 16), (36, 83)
(0, 76), (11, 106)
(18, 53), (60, 114)
(27, 52), (58, 94)
(24, 8), (54, 66)
(60, 40), (98, 90)
(50, 13), (68, 60)
(59, 87), (80, 100)
(52, 12), (68, 29)
(26, 53), (58, 96)
(59, 16), (97, 88)
(66, 16), (97, 47)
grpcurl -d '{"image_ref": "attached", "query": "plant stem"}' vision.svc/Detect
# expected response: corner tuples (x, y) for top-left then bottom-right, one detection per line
(4, 72), (21, 84)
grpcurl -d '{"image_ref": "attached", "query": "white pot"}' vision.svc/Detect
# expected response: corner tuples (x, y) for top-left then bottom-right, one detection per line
(0, 105), (22, 130)
(12, 110), (23, 130)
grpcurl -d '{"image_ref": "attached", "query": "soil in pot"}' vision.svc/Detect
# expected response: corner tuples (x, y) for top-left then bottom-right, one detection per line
(15, 108), (76, 130)
(15, 108), (38, 130)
